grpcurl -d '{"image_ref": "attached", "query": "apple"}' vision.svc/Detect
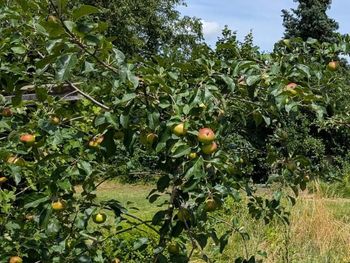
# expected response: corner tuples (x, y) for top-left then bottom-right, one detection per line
(201, 142), (218, 155)
(92, 213), (107, 224)
(204, 198), (218, 212)
(9, 256), (23, 263)
(112, 258), (121, 263)
(0, 177), (8, 185)
(327, 61), (339, 71)
(177, 208), (191, 222)
(188, 152), (197, 160)
(1, 107), (12, 117)
(20, 134), (35, 144)
(48, 15), (59, 23)
(50, 116), (60, 125)
(284, 82), (298, 95)
(51, 200), (65, 211)
(88, 135), (104, 148)
(304, 175), (310, 181)
(198, 128), (215, 144)
(172, 123), (187, 136)
(146, 133), (157, 144)
(167, 242), (180, 254)
(6, 156), (25, 166)
(25, 214), (35, 221)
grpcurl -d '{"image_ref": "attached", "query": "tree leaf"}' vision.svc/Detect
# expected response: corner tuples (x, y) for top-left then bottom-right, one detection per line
(73, 5), (100, 20)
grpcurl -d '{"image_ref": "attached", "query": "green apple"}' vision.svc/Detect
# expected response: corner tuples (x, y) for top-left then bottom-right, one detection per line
(167, 242), (180, 254)
(172, 123), (187, 136)
(92, 213), (107, 224)
(201, 142), (218, 155)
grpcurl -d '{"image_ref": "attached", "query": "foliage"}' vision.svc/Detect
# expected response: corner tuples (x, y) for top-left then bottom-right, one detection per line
(78, 0), (203, 58)
(0, 0), (350, 262)
(282, 0), (339, 42)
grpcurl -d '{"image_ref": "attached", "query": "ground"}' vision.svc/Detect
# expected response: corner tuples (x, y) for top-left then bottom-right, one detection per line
(90, 181), (350, 262)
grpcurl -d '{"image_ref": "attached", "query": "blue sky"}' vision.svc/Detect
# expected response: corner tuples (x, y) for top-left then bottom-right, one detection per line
(179, 0), (350, 52)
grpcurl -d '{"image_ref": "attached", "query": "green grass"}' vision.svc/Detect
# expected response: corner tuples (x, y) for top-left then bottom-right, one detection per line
(92, 181), (350, 262)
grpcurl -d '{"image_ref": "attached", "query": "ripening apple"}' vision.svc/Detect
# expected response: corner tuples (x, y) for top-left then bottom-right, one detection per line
(327, 61), (339, 71)
(19, 134), (35, 144)
(1, 107), (12, 117)
(189, 152), (197, 160)
(146, 133), (157, 144)
(167, 242), (180, 254)
(9, 256), (23, 263)
(92, 213), (107, 224)
(50, 116), (60, 125)
(88, 135), (104, 148)
(51, 200), (65, 211)
(198, 128), (215, 144)
(285, 82), (298, 95)
(201, 142), (218, 155)
(6, 156), (25, 166)
(172, 123), (187, 136)
(204, 198), (218, 212)
(48, 15), (59, 23)
(0, 177), (8, 185)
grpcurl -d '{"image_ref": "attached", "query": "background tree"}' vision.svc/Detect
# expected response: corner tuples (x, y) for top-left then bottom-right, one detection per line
(282, 0), (339, 42)
(80, 0), (203, 58)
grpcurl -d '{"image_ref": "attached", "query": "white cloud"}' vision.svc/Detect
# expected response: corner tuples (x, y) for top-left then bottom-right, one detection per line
(202, 20), (221, 39)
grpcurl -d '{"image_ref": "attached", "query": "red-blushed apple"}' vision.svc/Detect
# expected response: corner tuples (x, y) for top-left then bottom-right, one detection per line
(20, 134), (35, 144)
(327, 61), (339, 71)
(172, 123), (187, 136)
(284, 82), (298, 95)
(1, 107), (12, 117)
(201, 142), (218, 155)
(198, 128), (215, 144)
(9, 256), (23, 263)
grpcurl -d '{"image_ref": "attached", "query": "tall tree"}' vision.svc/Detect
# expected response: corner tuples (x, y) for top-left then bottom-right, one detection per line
(80, 0), (203, 57)
(282, 0), (339, 42)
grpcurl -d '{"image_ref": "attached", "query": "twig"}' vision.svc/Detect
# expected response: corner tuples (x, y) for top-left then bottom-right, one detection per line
(66, 81), (110, 111)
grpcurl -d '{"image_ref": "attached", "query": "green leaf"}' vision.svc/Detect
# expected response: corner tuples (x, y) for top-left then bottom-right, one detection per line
(171, 144), (191, 158)
(246, 75), (261, 86)
(133, 237), (148, 250)
(56, 54), (77, 81)
(72, 5), (100, 20)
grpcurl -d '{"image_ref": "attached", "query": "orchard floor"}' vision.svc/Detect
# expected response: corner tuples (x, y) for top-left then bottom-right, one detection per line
(93, 181), (350, 263)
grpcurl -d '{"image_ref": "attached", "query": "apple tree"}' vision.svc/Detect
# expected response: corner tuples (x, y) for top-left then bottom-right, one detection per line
(1, 1), (350, 262)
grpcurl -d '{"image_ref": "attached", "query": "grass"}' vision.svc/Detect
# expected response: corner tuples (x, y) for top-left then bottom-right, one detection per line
(92, 181), (350, 262)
